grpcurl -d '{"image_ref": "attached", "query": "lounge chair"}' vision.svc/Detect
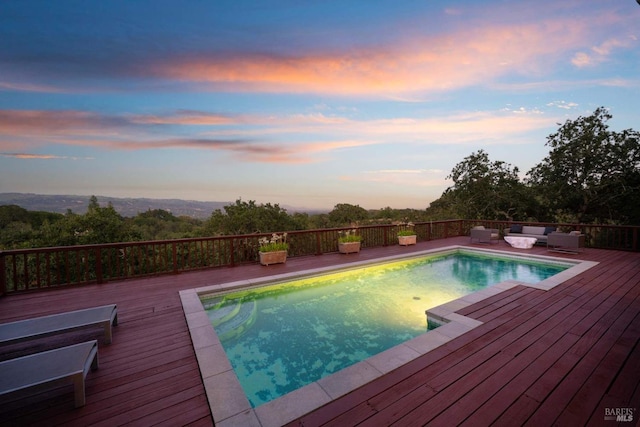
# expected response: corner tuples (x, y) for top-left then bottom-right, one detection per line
(470, 226), (500, 244)
(0, 340), (98, 407)
(0, 304), (118, 346)
(547, 231), (585, 254)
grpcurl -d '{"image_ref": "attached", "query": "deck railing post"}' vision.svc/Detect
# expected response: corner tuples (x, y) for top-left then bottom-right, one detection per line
(229, 238), (235, 267)
(0, 252), (5, 297)
(95, 247), (103, 284)
(316, 231), (322, 255)
(172, 242), (178, 274)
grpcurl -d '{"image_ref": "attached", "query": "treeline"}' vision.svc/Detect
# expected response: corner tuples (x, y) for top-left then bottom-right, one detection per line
(1, 107), (638, 250)
(0, 197), (431, 250)
(427, 107), (639, 225)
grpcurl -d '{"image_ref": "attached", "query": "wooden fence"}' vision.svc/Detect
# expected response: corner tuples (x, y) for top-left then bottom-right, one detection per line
(1, 220), (637, 295)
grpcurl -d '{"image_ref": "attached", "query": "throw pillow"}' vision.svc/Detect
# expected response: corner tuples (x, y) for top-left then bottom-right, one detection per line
(544, 226), (556, 235)
(510, 224), (523, 233)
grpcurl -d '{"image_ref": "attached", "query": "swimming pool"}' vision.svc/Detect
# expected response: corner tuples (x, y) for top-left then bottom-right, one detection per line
(180, 246), (597, 426)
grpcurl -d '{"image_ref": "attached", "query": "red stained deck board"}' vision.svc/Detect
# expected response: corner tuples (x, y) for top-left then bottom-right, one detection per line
(459, 331), (582, 426)
(551, 298), (640, 426)
(465, 287), (542, 322)
(456, 285), (535, 317)
(1, 238), (639, 426)
(597, 321), (640, 406)
(524, 282), (640, 426)
(394, 295), (582, 425)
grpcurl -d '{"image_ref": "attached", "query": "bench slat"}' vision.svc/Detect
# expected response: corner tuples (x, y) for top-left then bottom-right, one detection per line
(0, 340), (99, 407)
(0, 304), (117, 345)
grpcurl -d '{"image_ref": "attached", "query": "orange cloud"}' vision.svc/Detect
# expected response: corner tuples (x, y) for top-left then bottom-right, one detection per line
(128, 110), (239, 125)
(152, 18), (592, 96)
(571, 35), (637, 68)
(0, 152), (94, 160)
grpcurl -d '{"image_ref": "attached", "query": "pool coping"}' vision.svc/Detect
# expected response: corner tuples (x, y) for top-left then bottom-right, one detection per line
(179, 245), (598, 427)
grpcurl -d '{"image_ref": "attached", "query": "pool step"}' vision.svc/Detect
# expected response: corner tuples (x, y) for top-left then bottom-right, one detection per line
(206, 298), (241, 326)
(214, 300), (258, 342)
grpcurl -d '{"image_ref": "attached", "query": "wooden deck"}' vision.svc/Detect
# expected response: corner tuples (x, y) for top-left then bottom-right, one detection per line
(0, 237), (638, 426)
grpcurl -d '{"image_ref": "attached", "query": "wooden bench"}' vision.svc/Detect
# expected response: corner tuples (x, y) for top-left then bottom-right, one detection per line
(0, 340), (98, 407)
(0, 304), (118, 346)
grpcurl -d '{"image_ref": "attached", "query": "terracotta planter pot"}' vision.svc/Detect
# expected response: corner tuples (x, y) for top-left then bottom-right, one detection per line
(398, 235), (417, 246)
(338, 241), (361, 254)
(259, 250), (287, 266)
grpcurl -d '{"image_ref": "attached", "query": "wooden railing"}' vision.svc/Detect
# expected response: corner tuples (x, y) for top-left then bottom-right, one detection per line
(1, 220), (637, 295)
(466, 221), (639, 253)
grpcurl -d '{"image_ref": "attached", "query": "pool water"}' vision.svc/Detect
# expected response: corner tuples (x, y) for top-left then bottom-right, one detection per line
(202, 251), (568, 407)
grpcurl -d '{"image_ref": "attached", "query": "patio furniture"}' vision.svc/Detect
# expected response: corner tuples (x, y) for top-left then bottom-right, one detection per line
(547, 232), (585, 254)
(470, 226), (500, 244)
(0, 304), (118, 346)
(0, 340), (98, 407)
(503, 225), (556, 244)
(504, 236), (537, 249)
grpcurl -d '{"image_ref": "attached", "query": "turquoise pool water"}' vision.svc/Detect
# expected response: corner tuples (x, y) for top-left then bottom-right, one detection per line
(202, 250), (568, 407)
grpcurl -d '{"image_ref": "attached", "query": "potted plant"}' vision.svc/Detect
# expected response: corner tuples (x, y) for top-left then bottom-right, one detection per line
(397, 222), (417, 246)
(338, 229), (362, 254)
(258, 232), (289, 265)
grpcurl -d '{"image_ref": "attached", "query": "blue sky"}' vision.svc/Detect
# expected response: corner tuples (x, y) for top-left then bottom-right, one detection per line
(1, 0), (638, 211)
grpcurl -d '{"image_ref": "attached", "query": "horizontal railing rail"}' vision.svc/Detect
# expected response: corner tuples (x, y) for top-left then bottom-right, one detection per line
(1, 220), (637, 295)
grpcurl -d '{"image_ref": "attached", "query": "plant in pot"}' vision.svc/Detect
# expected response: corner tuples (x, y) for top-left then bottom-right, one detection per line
(397, 222), (417, 246)
(338, 229), (362, 254)
(258, 232), (289, 265)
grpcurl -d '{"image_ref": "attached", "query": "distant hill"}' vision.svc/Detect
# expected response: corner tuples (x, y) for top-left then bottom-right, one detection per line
(0, 193), (231, 219)
(0, 193), (324, 219)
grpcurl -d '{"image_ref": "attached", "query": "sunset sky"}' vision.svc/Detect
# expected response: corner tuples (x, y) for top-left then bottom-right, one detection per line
(1, 0), (638, 211)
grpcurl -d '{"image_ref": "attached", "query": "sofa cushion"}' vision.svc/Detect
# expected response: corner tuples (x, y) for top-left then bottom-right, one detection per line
(544, 226), (556, 235)
(522, 226), (546, 235)
(509, 224), (523, 233)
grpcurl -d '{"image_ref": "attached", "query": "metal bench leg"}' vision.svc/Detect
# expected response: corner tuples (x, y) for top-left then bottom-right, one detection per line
(73, 374), (86, 407)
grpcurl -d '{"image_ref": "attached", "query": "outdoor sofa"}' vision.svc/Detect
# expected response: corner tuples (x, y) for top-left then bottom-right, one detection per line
(503, 225), (556, 245)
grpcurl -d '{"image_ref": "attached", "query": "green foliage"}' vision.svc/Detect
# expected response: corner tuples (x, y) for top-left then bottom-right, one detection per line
(527, 107), (640, 224)
(258, 233), (289, 252)
(427, 107), (638, 225)
(397, 222), (416, 236)
(131, 209), (205, 240)
(338, 229), (362, 243)
(368, 206), (432, 223)
(258, 242), (289, 252)
(441, 149), (534, 221)
(205, 199), (301, 235)
(327, 203), (369, 226)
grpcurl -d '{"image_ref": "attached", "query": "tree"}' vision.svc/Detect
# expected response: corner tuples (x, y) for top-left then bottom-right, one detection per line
(527, 107), (640, 224)
(443, 150), (534, 220)
(327, 203), (369, 227)
(205, 199), (300, 235)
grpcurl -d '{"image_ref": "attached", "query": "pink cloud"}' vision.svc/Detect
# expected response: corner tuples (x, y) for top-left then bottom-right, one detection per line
(150, 18), (593, 96)
(0, 107), (559, 165)
(572, 36), (637, 68)
(0, 152), (94, 160)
